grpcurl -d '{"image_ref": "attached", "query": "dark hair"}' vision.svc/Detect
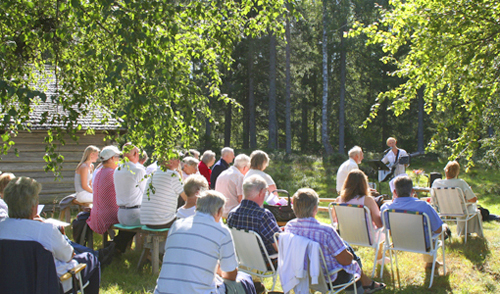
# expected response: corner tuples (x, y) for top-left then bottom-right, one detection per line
(340, 170), (369, 202)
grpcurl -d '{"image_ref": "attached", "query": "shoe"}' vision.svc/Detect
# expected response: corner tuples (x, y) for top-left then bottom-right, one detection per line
(363, 281), (386, 294)
(98, 242), (115, 268)
(376, 256), (391, 265)
(253, 281), (267, 294)
(425, 260), (443, 269)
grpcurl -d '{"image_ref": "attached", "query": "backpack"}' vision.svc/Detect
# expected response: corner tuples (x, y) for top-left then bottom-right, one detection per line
(72, 211), (92, 246)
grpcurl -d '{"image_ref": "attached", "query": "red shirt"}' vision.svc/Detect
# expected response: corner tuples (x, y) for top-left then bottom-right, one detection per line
(198, 161), (212, 187)
(87, 167), (119, 234)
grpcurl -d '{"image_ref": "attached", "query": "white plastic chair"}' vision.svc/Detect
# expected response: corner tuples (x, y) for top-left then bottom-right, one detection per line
(273, 232), (359, 294)
(329, 202), (383, 277)
(380, 209), (446, 288)
(431, 187), (483, 243)
(229, 227), (278, 291)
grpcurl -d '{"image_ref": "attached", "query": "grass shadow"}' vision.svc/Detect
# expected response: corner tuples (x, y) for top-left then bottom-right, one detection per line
(446, 235), (489, 267)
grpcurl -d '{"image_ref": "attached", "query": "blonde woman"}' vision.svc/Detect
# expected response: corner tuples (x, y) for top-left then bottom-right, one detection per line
(75, 145), (100, 204)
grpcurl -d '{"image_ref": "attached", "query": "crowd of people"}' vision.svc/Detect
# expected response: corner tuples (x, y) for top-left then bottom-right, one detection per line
(0, 137), (484, 293)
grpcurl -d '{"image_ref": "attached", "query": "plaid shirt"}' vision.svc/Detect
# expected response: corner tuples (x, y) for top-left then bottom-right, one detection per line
(285, 217), (361, 282)
(227, 199), (280, 256)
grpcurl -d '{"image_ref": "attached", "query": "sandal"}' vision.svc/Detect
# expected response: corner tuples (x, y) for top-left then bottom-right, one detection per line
(363, 281), (386, 294)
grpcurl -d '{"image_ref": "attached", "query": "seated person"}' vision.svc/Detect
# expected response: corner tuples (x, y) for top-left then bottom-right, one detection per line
(114, 143), (147, 226)
(198, 150), (216, 186)
(215, 154), (251, 218)
(432, 161), (483, 237)
(334, 170), (386, 263)
(0, 172), (15, 220)
(87, 145), (134, 255)
(0, 177), (101, 294)
(177, 174), (208, 219)
(286, 188), (386, 293)
(227, 175), (280, 257)
(154, 191), (255, 294)
(381, 176), (447, 269)
(244, 150), (284, 205)
(181, 156), (200, 181)
(141, 156), (187, 229)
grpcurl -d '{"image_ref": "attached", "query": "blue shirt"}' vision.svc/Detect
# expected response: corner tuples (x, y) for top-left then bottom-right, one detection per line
(380, 197), (443, 247)
(210, 158), (229, 189)
(227, 199), (280, 256)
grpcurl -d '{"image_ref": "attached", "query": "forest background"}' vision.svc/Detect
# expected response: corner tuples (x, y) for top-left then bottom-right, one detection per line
(1, 0), (499, 169)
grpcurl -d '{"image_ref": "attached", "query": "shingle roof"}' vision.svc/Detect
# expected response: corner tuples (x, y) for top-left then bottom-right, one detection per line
(26, 70), (122, 130)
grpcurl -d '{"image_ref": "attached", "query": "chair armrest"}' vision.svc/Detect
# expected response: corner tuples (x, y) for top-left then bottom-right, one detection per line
(60, 263), (87, 282)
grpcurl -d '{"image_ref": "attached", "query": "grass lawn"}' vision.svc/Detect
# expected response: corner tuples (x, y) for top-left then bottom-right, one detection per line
(73, 154), (500, 293)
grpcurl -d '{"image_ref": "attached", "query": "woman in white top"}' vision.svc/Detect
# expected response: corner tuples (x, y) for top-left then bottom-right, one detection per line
(75, 145), (100, 204)
(244, 150), (283, 205)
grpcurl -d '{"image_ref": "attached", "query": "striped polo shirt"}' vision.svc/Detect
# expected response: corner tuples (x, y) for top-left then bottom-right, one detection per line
(154, 212), (238, 294)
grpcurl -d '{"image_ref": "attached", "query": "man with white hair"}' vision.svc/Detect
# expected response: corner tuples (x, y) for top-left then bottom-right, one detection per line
(336, 146), (364, 194)
(227, 175), (280, 257)
(215, 154), (251, 218)
(210, 147), (235, 189)
(154, 190), (255, 294)
(114, 143), (147, 226)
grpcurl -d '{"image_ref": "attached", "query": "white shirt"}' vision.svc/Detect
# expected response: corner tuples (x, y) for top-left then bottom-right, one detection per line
(215, 166), (245, 218)
(244, 169), (275, 186)
(176, 206), (196, 219)
(0, 199), (8, 220)
(336, 158), (359, 193)
(0, 218), (74, 273)
(114, 161), (147, 207)
(381, 148), (408, 177)
(154, 212), (238, 294)
(140, 169), (184, 225)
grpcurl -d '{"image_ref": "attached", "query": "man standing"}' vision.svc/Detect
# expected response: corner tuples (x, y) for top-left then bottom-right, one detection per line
(215, 154), (250, 218)
(380, 176), (446, 269)
(154, 191), (255, 294)
(114, 143), (147, 226)
(210, 147), (235, 189)
(227, 175), (280, 256)
(336, 146), (364, 193)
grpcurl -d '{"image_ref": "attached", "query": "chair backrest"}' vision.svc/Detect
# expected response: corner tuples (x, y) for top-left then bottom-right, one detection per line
(383, 210), (432, 253)
(0, 239), (62, 294)
(230, 227), (274, 273)
(432, 187), (468, 217)
(330, 203), (373, 246)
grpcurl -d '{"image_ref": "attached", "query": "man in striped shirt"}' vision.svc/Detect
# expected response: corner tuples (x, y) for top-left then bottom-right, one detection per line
(154, 190), (255, 294)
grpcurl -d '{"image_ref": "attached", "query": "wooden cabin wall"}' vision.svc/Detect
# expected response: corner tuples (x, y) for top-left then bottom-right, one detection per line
(1, 130), (111, 204)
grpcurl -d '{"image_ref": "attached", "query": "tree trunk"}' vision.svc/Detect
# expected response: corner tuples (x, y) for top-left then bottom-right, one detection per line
(338, 20), (347, 154)
(248, 39), (256, 149)
(321, 1), (334, 156)
(268, 33), (278, 149)
(224, 104), (232, 147)
(285, 12), (292, 154)
(417, 86), (425, 153)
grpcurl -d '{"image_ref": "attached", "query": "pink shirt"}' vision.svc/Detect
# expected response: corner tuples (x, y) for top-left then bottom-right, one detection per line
(87, 167), (119, 234)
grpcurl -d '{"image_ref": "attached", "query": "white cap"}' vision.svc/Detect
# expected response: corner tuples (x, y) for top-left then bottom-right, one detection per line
(99, 145), (121, 161)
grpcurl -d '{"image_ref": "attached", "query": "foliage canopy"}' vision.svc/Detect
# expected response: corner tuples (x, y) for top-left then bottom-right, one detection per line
(0, 0), (286, 169)
(354, 0), (500, 163)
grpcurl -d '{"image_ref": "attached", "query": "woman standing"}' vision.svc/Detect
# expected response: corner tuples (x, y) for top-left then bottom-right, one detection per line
(75, 145), (100, 204)
(198, 150), (216, 186)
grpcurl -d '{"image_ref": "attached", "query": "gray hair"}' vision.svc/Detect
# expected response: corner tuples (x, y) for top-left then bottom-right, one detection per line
(221, 147), (234, 157)
(292, 188), (319, 218)
(182, 156), (199, 167)
(394, 176), (413, 197)
(242, 175), (267, 200)
(4, 177), (42, 219)
(233, 154), (250, 169)
(348, 146), (362, 158)
(201, 150), (216, 165)
(196, 190), (226, 216)
(184, 174), (208, 197)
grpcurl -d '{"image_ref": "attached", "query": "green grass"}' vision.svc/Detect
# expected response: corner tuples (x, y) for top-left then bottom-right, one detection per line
(67, 155), (500, 293)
